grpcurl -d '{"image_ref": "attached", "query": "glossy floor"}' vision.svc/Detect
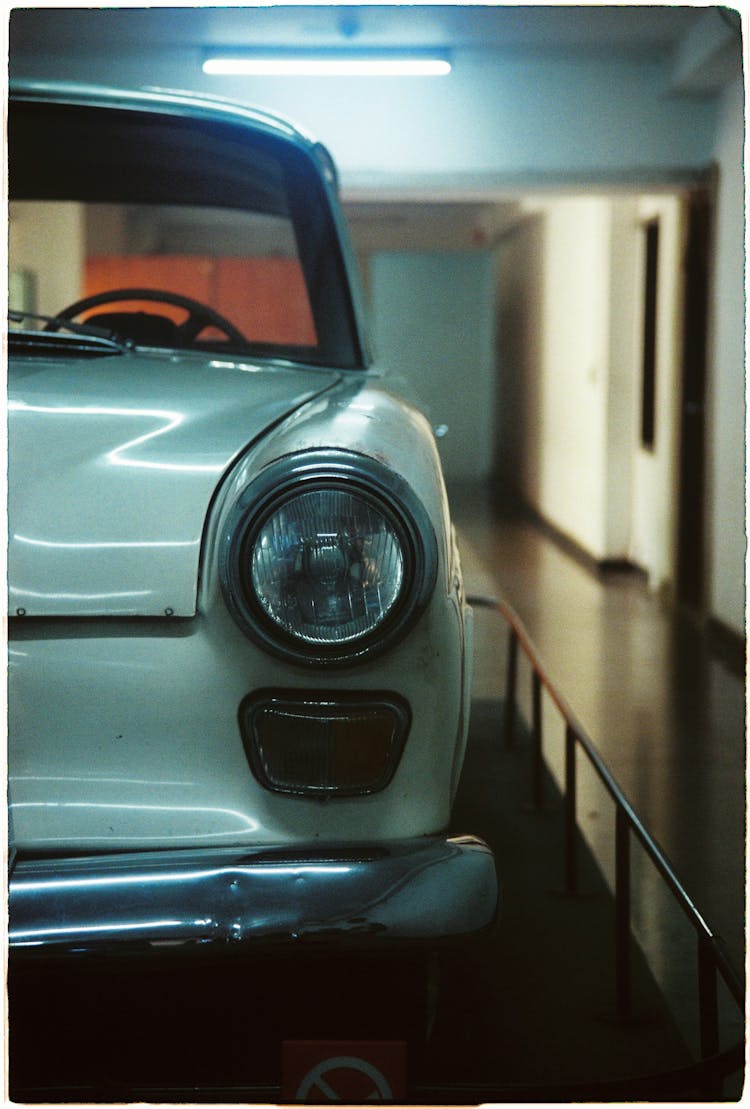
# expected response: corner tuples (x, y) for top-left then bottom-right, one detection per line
(453, 486), (745, 971)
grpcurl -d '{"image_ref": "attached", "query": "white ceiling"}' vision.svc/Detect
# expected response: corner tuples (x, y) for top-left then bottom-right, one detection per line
(9, 4), (712, 56)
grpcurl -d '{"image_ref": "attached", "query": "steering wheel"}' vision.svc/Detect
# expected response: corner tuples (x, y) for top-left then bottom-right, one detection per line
(47, 287), (248, 346)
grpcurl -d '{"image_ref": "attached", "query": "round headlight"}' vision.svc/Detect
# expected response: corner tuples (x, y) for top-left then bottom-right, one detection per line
(250, 487), (404, 644)
(220, 452), (437, 665)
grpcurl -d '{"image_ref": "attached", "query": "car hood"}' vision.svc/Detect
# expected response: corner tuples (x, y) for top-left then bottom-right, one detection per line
(9, 349), (341, 617)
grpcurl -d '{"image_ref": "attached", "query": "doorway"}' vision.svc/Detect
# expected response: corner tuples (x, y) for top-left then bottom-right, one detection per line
(676, 187), (712, 611)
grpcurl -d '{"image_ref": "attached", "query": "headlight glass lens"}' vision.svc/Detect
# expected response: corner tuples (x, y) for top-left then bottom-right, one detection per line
(248, 487), (405, 645)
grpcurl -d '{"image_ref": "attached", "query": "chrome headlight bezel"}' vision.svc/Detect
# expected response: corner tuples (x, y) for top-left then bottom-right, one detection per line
(219, 450), (438, 666)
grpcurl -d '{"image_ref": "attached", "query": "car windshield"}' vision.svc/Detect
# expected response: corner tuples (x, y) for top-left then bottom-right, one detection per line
(8, 96), (363, 368)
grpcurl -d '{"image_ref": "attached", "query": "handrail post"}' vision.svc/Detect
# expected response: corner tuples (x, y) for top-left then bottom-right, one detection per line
(698, 935), (723, 1097)
(504, 628), (518, 748)
(564, 725), (577, 894)
(698, 934), (720, 1057)
(531, 671), (543, 808)
(615, 806), (632, 1019)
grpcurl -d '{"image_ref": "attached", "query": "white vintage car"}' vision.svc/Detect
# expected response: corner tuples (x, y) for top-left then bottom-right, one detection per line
(7, 83), (498, 983)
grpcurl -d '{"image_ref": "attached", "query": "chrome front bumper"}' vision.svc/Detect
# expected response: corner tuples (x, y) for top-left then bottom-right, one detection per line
(9, 835), (499, 957)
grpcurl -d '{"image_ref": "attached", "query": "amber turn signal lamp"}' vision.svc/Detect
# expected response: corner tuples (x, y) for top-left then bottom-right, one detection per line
(239, 691), (410, 797)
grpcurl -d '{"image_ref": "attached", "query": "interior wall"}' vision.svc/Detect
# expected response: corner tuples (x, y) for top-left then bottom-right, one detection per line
(9, 202), (84, 317)
(369, 251), (495, 483)
(495, 197), (613, 559)
(495, 192), (687, 580)
(706, 74), (746, 637)
(538, 197), (612, 559)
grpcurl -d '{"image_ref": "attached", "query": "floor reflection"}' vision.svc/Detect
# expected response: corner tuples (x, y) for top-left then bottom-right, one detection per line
(453, 485), (745, 969)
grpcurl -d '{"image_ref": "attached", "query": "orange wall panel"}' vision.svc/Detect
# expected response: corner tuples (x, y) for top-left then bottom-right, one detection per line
(85, 256), (317, 346)
(86, 257), (214, 324)
(216, 258), (317, 346)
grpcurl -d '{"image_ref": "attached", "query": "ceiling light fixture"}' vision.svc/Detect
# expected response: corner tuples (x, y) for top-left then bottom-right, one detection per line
(202, 52), (451, 77)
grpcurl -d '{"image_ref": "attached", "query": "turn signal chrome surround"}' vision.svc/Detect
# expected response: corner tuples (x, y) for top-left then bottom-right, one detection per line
(239, 689), (410, 797)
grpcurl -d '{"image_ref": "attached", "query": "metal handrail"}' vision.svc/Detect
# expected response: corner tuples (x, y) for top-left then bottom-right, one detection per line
(469, 592), (745, 1094)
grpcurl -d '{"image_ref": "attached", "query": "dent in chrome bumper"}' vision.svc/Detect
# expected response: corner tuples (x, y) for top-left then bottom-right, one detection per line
(9, 835), (499, 957)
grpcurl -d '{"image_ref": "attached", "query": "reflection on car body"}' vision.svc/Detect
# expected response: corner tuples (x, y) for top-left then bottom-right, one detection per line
(7, 83), (498, 972)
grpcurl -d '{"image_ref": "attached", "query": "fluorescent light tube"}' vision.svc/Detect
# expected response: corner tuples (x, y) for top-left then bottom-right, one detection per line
(202, 56), (451, 77)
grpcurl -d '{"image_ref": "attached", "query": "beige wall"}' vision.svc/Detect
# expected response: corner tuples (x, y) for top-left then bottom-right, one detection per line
(9, 202), (85, 317)
(494, 192), (686, 586)
(534, 197), (612, 559)
(496, 196), (630, 562)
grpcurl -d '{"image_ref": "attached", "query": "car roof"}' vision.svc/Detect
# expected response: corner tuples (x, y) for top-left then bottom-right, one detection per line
(9, 79), (321, 154)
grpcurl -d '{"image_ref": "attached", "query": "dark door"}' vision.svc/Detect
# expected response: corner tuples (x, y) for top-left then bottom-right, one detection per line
(676, 187), (712, 609)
